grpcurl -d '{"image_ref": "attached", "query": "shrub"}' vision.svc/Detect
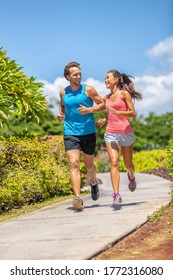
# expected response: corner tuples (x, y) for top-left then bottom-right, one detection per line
(167, 139), (173, 177)
(95, 149), (167, 173)
(95, 147), (110, 172)
(0, 136), (86, 212)
(119, 150), (167, 172)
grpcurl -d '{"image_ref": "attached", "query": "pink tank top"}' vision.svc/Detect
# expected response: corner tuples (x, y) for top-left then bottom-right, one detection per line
(105, 94), (133, 134)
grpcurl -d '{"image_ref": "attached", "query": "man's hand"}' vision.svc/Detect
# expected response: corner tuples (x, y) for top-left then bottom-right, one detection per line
(57, 112), (65, 121)
(77, 105), (91, 115)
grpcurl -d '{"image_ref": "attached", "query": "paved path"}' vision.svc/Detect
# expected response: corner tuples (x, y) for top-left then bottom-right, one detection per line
(0, 173), (171, 260)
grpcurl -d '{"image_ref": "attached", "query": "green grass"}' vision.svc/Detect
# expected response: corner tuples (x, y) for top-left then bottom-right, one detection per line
(147, 205), (169, 221)
(147, 185), (173, 222)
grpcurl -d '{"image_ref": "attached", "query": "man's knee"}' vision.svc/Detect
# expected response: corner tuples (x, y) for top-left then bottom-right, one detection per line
(85, 161), (95, 170)
(70, 160), (80, 170)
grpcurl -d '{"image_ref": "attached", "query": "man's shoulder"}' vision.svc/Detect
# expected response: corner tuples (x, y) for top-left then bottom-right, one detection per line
(64, 85), (70, 91)
(60, 88), (66, 97)
(84, 84), (94, 92)
(60, 86), (70, 93)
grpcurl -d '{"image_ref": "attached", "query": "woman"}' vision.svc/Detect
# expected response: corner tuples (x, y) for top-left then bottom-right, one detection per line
(78, 70), (142, 206)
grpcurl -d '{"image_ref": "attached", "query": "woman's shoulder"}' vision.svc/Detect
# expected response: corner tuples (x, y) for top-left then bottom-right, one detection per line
(121, 90), (131, 99)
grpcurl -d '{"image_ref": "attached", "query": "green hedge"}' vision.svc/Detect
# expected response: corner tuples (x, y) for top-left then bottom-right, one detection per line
(0, 136), (86, 212)
(119, 149), (167, 172)
(167, 139), (173, 177)
(95, 149), (168, 173)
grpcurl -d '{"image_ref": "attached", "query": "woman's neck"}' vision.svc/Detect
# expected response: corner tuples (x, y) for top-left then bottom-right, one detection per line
(111, 86), (120, 95)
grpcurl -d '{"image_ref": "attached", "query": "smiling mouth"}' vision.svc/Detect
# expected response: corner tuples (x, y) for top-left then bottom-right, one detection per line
(74, 81), (80, 86)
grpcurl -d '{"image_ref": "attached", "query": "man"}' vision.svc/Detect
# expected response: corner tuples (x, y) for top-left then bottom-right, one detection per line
(57, 62), (104, 211)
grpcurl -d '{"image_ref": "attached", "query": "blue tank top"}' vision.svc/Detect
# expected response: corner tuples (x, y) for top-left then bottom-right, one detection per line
(63, 84), (96, 136)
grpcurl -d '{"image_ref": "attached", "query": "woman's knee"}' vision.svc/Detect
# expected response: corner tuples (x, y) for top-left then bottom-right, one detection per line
(110, 158), (119, 168)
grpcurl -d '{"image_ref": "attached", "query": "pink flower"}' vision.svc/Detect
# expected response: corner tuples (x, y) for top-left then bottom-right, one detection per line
(45, 135), (53, 140)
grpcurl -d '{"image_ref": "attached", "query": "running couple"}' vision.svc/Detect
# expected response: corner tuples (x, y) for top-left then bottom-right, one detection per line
(58, 62), (142, 211)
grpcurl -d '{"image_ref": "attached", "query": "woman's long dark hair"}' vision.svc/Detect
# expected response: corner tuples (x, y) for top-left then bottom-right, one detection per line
(108, 70), (143, 101)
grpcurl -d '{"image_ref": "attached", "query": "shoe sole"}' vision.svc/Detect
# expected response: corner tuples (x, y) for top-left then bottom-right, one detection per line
(127, 173), (137, 192)
(72, 197), (84, 211)
(91, 191), (100, 201)
(91, 185), (100, 201)
(128, 182), (137, 192)
(112, 198), (123, 206)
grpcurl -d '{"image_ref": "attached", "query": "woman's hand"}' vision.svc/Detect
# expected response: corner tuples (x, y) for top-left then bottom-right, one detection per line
(97, 118), (107, 127)
(107, 107), (118, 114)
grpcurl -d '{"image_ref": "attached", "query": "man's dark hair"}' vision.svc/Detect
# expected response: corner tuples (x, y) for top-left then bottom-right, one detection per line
(64, 62), (81, 80)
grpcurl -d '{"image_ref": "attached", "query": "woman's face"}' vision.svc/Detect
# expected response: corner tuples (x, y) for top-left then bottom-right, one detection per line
(105, 72), (118, 89)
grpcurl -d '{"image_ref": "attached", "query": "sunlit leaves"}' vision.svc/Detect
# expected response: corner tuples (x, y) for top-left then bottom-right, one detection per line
(0, 47), (48, 129)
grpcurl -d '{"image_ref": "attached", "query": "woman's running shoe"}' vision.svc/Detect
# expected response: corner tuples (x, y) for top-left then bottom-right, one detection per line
(112, 193), (122, 206)
(127, 173), (137, 192)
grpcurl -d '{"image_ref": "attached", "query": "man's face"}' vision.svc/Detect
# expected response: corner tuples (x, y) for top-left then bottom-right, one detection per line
(67, 67), (82, 86)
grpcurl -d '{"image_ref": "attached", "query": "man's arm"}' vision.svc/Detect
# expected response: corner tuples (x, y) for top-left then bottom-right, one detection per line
(78, 87), (106, 114)
(85, 85), (104, 105)
(57, 89), (65, 121)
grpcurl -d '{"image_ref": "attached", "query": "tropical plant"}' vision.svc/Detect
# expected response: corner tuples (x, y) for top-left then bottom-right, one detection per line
(0, 47), (47, 129)
(1, 109), (63, 138)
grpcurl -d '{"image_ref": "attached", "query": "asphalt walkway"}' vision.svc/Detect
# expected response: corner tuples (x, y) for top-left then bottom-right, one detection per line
(0, 173), (171, 260)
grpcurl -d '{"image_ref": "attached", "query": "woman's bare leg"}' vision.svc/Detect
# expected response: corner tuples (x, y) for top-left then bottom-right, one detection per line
(106, 142), (120, 193)
(121, 144), (135, 179)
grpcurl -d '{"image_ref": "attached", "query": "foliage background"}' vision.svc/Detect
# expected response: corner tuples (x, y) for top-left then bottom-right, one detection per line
(0, 47), (47, 129)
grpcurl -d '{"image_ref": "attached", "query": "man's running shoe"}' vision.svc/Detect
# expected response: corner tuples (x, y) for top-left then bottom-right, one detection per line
(127, 172), (137, 192)
(72, 196), (84, 211)
(90, 181), (100, 201)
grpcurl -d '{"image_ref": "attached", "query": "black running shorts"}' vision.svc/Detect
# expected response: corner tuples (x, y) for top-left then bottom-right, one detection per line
(64, 133), (96, 155)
